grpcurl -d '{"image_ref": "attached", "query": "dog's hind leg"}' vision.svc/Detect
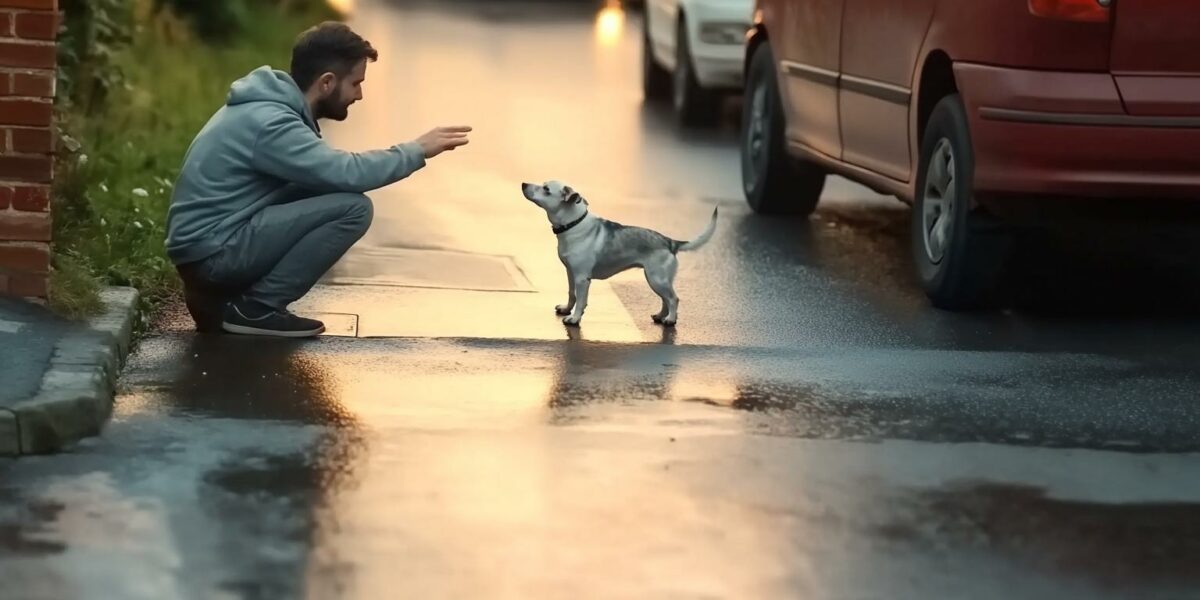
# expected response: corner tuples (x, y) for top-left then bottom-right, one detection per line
(646, 254), (679, 326)
(556, 267), (576, 315)
(647, 270), (671, 323)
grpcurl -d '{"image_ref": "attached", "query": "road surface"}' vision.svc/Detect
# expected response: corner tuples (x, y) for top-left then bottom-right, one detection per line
(3, 1), (1200, 598)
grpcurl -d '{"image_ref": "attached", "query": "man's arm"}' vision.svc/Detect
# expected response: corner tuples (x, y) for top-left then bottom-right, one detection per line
(251, 112), (427, 193)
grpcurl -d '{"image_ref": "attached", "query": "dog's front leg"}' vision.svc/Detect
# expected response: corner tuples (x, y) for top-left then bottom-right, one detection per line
(562, 275), (591, 326)
(556, 267), (576, 315)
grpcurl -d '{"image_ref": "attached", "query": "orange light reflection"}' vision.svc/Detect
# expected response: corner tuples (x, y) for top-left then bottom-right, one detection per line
(327, 0), (355, 16)
(595, 2), (625, 47)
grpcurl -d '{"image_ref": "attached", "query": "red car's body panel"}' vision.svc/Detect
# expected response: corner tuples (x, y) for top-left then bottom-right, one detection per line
(959, 63), (1200, 199)
(839, 0), (937, 181)
(748, 0), (1200, 203)
(1110, 0), (1200, 76)
(773, 0), (845, 159)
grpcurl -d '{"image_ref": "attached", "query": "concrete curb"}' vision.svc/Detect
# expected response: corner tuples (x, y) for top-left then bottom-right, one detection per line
(0, 287), (140, 456)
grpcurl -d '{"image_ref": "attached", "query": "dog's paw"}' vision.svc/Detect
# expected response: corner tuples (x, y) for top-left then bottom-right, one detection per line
(651, 314), (665, 324)
(555, 305), (572, 315)
(659, 317), (677, 327)
(562, 315), (582, 327)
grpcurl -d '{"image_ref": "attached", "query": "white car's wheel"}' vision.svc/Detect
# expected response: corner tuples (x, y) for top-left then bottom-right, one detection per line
(642, 17), (670, 101)
(672, 17), (720, 127)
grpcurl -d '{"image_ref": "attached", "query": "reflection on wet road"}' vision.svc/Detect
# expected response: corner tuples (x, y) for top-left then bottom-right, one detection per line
(4, 0), (1200, 598)
(7, 336), (1200, 598)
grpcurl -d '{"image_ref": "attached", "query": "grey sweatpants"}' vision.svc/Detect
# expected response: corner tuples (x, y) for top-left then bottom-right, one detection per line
(193, 192), (373, 311)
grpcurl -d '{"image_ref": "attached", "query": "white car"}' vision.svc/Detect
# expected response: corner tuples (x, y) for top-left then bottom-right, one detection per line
(642, 0), (753, 126)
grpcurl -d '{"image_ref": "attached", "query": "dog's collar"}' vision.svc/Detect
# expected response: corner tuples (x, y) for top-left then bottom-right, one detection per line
(552, 212), (588, 235)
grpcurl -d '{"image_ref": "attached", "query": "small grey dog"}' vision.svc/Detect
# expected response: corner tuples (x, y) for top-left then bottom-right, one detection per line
(521, 180), (717, 327)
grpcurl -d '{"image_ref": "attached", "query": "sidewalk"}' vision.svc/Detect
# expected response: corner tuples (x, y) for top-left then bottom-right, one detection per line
(0, 288), (139, 456)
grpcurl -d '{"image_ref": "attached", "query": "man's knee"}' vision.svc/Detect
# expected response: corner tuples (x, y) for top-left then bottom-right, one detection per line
(336, 193), (373, 234)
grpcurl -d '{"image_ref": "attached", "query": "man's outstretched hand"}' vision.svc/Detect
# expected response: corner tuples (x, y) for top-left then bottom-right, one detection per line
(416, 126), (472, 159)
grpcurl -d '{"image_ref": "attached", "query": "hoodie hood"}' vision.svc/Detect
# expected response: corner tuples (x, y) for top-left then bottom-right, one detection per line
(226, 66), (319, 133)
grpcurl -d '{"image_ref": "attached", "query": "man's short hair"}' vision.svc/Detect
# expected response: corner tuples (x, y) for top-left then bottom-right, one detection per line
(290, 22), (378, 92)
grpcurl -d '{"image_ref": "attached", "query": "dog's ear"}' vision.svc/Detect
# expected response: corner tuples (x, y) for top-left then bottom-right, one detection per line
(563, 186), (583, 204)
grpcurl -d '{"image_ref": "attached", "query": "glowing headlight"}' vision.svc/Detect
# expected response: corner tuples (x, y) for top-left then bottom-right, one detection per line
(698, 22), (749, 45)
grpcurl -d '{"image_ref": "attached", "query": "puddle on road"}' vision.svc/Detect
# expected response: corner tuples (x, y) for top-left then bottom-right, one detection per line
(887, 482), (1200, 589)
(125, 326), (1200, 454)
(0, 487), (66, 556)
(541, 373), (1200, 452)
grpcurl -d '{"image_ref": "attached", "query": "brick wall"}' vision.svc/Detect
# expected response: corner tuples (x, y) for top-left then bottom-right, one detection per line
(0, 0), (56, 299)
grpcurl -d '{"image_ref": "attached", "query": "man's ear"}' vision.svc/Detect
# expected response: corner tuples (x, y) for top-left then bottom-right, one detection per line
(317, 72), (337, 95)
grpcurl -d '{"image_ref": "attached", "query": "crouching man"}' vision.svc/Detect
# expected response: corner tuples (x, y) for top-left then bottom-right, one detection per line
(166, 22), (469, 337)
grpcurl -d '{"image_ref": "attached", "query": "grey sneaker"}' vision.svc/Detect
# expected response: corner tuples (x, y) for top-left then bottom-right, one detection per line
(221, 302), (325, 338)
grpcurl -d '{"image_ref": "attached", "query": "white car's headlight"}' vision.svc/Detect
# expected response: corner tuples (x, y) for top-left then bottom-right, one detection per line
(698, 22), (749, 45)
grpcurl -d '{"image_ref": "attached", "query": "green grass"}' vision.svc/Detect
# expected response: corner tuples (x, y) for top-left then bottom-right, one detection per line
(51, 2), (338, 319)
(48, 251), (105, 319)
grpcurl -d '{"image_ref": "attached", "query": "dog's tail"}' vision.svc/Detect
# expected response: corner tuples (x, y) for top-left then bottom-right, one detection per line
(673, 207), (719, 253)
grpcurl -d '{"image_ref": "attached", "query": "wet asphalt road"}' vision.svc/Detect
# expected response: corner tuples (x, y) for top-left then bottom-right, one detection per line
(5, 1), (1200, 598)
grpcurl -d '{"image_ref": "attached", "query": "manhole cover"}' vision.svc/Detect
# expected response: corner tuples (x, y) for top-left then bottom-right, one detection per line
(326, 247), (533, 292)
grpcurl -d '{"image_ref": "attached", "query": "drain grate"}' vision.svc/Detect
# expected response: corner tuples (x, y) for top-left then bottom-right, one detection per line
(325, 247), (533, 293)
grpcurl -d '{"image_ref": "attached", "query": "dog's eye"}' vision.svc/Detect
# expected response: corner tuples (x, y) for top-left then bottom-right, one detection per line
(543, 186), (549, 192)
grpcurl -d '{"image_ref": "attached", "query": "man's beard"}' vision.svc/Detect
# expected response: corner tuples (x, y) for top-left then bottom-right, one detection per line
(315, 91), (352, 121)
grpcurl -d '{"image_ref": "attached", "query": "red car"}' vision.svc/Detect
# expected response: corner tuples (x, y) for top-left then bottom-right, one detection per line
(741, 0), (1200, 308)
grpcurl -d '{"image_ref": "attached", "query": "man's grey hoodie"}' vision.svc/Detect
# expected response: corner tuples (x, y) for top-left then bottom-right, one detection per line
(165, 66), (425, 266)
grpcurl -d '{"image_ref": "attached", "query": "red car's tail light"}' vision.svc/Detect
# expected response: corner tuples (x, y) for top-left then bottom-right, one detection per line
(1028, 0), (1110, 23)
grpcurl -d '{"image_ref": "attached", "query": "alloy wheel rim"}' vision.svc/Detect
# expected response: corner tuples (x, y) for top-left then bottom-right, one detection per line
(922, 138), (956, 264)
